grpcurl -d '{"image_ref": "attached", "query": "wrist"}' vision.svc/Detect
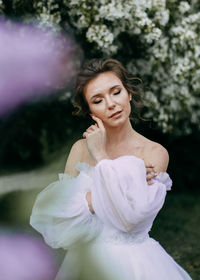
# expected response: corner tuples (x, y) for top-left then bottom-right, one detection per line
(86, 192), (95, 214)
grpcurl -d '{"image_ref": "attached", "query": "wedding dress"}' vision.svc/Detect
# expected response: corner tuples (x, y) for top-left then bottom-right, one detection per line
(30, 155), (192, 280)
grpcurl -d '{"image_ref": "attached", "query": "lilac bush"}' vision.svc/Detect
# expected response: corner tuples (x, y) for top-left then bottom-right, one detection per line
(0, 19), (80, 116)
(0, 232), (57, 280)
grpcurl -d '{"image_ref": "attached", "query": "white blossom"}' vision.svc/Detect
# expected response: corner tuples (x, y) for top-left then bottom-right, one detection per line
(154, 9), (169, 26)
(86, 24), (115, 50)
(22, 0), (200, 135)
(178, 1), (190, 14)
(144, 27), (162, 43)
(34, 0), (61, 30)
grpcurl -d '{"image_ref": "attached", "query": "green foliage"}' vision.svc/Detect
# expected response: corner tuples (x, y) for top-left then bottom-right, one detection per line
(0, 97), (88, 171)
(0, 0), (4, 13)
(151, 191), (200, 280)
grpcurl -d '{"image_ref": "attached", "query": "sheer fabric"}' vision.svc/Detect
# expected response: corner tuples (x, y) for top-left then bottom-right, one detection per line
(30, 155), (192, 280)
(91, 156), (172, 233)
(30, 170), (102, 250)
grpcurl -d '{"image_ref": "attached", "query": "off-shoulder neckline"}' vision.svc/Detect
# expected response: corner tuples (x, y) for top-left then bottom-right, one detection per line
(60, 155), (172, 190)
(76, 154), (170, 177)
(77, 154), (145, 169)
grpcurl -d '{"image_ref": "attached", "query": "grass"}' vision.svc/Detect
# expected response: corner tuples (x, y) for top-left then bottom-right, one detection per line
(151, 191), (200, 280)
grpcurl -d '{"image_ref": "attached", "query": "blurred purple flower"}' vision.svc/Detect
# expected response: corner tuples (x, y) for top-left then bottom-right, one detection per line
(0, 19), (81, 116)
(0, 233), (57, 280)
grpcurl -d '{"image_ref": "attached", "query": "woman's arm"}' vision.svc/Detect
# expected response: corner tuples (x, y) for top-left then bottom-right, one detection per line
(64, 139), (95, 214)
(147, 144), (169, 174)
(91, 155), (172, 232)
(85, 160), (159, 215)
(30, 138), (102, 249)
(64, 139), (84, 177)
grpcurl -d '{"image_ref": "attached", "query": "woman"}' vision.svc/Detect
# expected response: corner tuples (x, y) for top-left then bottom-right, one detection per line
(30, 59), (192, 280)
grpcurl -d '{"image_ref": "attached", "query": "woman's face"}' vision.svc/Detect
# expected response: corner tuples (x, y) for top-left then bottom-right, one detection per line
(84, 71), (131, 128)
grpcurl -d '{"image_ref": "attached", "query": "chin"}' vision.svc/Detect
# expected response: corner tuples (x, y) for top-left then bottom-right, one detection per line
(106, 116), (128, 128)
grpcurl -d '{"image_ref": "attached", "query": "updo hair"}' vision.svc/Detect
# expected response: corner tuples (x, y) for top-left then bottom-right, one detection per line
(73, 58), (144, 121)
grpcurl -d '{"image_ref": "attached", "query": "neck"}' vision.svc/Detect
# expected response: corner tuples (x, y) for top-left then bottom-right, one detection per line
(105, 119), (136, 147)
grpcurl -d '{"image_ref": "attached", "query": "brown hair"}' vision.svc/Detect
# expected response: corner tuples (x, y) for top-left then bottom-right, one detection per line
(73, 58), (145, 122)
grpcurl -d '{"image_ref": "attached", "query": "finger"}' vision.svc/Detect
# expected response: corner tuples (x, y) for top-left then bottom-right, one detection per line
(146, 167), (153, 172)
(91, 115), (104, 130)
(83, 131), (89, 138)
(91, 124), (98, 130)
(86, 125), (97, 132)
(145, 162), (155, 168)
(148, 181), (154, 185)
(146, 173), (157, 180)
(146, 173), (157, 181)
(146, 167), (155, 174)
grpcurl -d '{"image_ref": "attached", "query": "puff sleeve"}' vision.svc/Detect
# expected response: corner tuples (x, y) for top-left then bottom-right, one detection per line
(30, 167), (102, 250)
(91, 155), (172, 233)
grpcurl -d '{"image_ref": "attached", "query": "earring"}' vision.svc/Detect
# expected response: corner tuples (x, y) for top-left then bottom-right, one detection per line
(130, 95), (132, 101)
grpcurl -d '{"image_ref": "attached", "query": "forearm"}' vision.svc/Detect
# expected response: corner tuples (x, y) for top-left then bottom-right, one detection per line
(85, 154), (108, 214)
(86, 192), (95, 214)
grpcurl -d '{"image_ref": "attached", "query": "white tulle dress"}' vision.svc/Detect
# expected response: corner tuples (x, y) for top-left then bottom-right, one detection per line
(30, 155), (192, 280)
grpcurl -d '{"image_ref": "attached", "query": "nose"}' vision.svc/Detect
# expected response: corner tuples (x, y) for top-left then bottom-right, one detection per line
(106, 95), (116, 109)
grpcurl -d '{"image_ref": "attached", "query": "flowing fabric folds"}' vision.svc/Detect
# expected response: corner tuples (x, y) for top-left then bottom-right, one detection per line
(29, 155), (194, 280)
(91, 155), (172, 233)
(30, 171), (102, 250)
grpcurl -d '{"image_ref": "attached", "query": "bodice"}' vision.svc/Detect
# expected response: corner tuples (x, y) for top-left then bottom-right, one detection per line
(92, 223), (150, 245)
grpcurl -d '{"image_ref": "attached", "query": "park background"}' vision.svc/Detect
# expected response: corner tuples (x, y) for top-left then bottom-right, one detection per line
(0, 0), (200, 279)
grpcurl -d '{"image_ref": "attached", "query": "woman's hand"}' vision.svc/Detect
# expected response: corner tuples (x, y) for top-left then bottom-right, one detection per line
(83, 116), (157, 183)
(86, 192), (95, 214)
(83, 115), (109, 163)
(145, 163), (158, 185)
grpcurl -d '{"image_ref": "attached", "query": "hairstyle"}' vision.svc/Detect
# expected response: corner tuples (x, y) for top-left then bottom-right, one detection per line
(73, 58), (145, 122)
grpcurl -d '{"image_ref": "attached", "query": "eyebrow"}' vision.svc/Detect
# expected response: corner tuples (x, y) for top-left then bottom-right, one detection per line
(90, 85), (121, 101)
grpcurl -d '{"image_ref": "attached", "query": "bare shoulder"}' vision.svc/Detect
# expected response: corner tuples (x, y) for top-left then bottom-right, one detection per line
(76, 138), (96, 166)
(64, 139), (86, 177)
(147, 140), (169, 173)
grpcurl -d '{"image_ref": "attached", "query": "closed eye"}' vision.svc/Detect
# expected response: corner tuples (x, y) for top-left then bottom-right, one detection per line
(93, 90), (120, 104)
(93, 100), (102, 104)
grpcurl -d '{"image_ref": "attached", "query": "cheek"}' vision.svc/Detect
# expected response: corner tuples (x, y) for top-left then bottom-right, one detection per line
(122, 94), (131, 108)
(119, 90), (129, 102)
(123, 97), (131, 116)
(88, 104), (105, 118)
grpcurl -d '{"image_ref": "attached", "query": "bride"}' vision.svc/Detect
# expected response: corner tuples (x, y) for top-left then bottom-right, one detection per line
(30, 58), (192, 280)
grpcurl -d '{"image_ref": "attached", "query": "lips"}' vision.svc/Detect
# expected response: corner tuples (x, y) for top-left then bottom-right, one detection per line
(109, 110), (122, 118)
